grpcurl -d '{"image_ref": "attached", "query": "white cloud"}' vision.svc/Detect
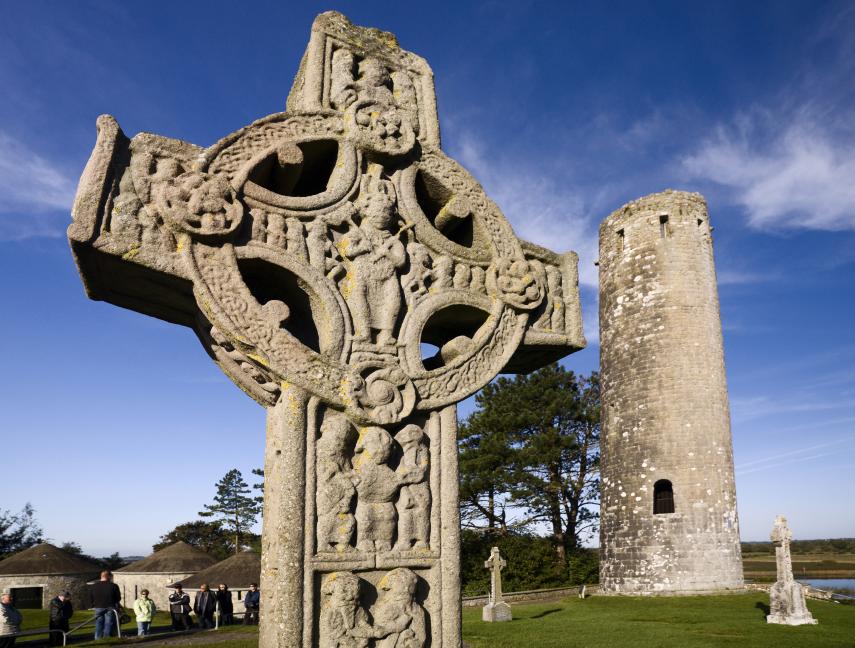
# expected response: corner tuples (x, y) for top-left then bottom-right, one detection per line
(451, 132), (601, 288)
(683, 114), (855, 231)
(0, 131), (75, 239)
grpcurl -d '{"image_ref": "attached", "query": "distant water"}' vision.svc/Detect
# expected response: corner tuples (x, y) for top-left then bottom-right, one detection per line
(800, 578), (855, 592)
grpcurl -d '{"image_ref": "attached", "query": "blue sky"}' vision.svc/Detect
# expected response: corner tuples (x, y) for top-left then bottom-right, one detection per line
(1, 1), (853, 556)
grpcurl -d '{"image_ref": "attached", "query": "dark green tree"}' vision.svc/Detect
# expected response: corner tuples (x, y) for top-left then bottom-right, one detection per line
(0, 504), (44, 558)
(198, 469), (262, 554)
(458, 395), (515, 534)
(153, 520), (236, 560)
(251, 468), (265, 509)
(459, 365), (600, 562)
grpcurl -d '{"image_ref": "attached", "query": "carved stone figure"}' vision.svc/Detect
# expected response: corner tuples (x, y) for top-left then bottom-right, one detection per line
(341, 173), (407, 347)
(352, 427), (413, 553)
(68, 11), (583, 647)
(372, 568), (426, 648)
(320, 572), (372, 648)
(767, 516), (817, 626)
(393, 425), (430, 551)
(316, 413), (357, 553)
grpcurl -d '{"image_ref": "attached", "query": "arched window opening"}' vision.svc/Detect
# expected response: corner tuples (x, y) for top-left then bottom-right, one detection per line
(653, 479), (675, 514)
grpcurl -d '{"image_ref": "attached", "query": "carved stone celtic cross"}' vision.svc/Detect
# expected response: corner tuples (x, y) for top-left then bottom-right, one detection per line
(69, 12), (583, 647)
(485, 547), (506, 603)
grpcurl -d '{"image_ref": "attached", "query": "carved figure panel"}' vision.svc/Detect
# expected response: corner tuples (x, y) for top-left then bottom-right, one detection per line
(314, 410), (431, 558)
(318, 569), (427, 648)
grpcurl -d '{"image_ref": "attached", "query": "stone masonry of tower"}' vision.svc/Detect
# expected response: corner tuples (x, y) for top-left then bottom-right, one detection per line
(598, 190), (744, 594)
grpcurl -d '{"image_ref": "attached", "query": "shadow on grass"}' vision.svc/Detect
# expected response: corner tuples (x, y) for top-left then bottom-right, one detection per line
(529, 608), (562, 619)
(754, 601), (770, 617)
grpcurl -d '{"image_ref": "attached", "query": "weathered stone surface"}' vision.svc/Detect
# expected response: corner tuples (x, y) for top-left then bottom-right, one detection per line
(482, 547), (511, 622)
(68, 11), (583, 647)
(598, 191), (743, 595)
(767, 516), (817, 625)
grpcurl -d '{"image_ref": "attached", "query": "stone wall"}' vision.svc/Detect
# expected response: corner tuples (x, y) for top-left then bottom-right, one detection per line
(598, 191), (743, 594)
(0, 573), (98, 609)
(113, 572), (197, 611)
(461, 585), (597, 607)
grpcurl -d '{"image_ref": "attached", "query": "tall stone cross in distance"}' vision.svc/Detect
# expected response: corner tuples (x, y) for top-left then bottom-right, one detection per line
(68, 12), (583, 648)
(767, 515), (817, 626)
(482, 547), (512, 622)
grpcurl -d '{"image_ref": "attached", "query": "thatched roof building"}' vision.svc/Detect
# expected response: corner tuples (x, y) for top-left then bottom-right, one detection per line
(0, 543), (101, 608)
(113, 541), (216, 609)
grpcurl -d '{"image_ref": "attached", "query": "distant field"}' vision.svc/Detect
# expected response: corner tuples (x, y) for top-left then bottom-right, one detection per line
(743, 553), (855, 580)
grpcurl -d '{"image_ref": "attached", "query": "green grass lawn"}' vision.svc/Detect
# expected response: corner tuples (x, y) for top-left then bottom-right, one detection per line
(18, 609), (174, 642)
(462, 594), (855, 648)
(16, 594), (854, 648)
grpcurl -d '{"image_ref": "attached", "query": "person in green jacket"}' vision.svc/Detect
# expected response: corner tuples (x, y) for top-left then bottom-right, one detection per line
(133, 590), (156, 636)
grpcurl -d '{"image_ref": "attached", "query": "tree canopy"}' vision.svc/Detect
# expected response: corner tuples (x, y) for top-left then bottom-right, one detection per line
(0, 503), (44, 558)
(198, 469), (262, 554)
(458, 365), (600, 562)
(153, 520), (238, 560)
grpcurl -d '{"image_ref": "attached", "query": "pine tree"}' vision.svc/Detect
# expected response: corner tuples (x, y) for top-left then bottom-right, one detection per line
(458, 365), (600, 562)
(0, 503), (44, 558)
(199, 469), (262, 554)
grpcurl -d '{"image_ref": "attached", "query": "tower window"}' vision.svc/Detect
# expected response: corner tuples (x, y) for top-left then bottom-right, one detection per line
(653, 479), (675, 514)
(617, 228), (624, 251)
(659, 214), (669, 238)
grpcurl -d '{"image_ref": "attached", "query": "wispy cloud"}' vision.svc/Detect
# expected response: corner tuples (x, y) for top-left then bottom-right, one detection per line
(0, 131), (75, 240)
(716, 268), (779, 285)
(682, 116), (855, 231)
(736, 437), (853, 476)
(450, 131), (601, 287)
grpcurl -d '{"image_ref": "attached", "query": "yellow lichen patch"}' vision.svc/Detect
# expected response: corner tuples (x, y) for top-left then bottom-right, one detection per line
(122, 244), (141, 261)
(248, 352), (269, 367)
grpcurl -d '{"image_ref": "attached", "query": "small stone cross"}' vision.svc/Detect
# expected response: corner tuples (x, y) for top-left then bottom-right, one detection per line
(767, 515), (817, 625)
(484, 546), (506, 603)
(770, 514), (793, 584)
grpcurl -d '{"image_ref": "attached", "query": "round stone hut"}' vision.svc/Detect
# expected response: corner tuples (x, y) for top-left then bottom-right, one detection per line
(168, 550), (260, 610)
(113, 541), (216, 610)
(0, 543), (101, 608)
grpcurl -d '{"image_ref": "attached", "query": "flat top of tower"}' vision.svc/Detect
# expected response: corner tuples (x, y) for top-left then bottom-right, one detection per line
(600, 189), (707, 233)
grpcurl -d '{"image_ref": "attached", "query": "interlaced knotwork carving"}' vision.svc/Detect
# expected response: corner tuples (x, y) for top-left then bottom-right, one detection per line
(68, 11), (583, 647)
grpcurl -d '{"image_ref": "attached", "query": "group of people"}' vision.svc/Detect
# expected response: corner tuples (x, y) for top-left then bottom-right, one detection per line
(166, 582), (260, 630)
(0, 570), (262, 646)
(0, 590), (73, 648)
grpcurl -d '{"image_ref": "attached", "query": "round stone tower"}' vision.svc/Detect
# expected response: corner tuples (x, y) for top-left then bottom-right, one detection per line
(598, 190), (743, 594)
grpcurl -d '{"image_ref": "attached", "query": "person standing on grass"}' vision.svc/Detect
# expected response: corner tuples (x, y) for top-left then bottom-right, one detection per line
(243, 583), (260, 625)
(215, 584), (233, 626)
(168, 586), (191, 631)
(48, 591), (73, 646)
(133, 589), (156, 636)
(193, 584), (216, 629)
(90, 570), (121, 640)
(0, 593), (22, 648)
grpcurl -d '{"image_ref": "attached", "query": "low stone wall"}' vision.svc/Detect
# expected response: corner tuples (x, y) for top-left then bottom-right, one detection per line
(462, 585), (598, 607)
(745, 582), (835, 601)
